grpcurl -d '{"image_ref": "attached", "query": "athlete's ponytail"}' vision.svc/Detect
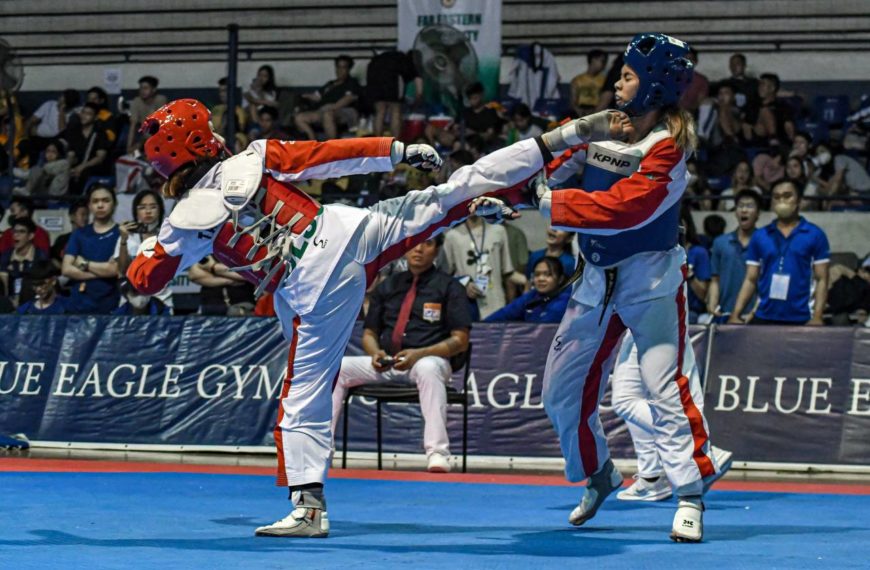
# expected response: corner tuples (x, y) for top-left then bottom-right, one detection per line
(663, 106), (697, 155)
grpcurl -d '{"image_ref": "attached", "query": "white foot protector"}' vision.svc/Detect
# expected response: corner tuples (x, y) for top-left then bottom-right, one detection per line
(670, 498), (704, 543)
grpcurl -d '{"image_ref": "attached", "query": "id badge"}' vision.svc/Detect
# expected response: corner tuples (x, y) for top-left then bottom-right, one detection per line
(770, 272), (790, 301)
(475, 274), (490, 292)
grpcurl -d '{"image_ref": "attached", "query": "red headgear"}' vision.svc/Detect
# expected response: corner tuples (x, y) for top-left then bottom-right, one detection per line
(140, 99), (226, 179)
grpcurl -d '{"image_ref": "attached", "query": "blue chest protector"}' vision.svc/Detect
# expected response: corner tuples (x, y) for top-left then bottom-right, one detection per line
(571, 141), (680, 267)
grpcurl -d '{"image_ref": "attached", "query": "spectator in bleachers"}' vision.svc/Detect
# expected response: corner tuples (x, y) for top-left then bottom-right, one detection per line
(461, 81), (503, 148)
(212, 76), (247, 139)
(113, 278), (170, 316)
(366, 49), (422, 137)
(24, 139), (70, 197)
(729, 179), (830, 325)
(698, 82), (746, 176)
(126, 75), (168, 154)
(0, 90), (28, 173)
(295, 55), (362, 140)
(718, 160), (762, 210)
(16, 260), (68, 315)
(62, 102), (111, 194)
(708, 190), (760, 323)
(503, 220), (529, 301)
(681, 204), (711, 324)
(785, 155), (819, 208)
(0, 217), (48, 306)
(684, 158), (712, 210)
(725, 53), (760, 116)
(504, 103), (543, 144)
(188, 255), (256, 316)
(243, 65), (279, 125)
(61, 184), (121, 314)
(331, 236), (470, 473)
(50, 199), (89, 269)
(569, 49), (608, 117)
(25, 88), (79, 164)
(744, 73), (795, 146)
(702, 213), (726, 249)
(526, 229), (575, 280)
(679, 47), (709, 113)
(0, 196), (51, 255)
(485, 256), (570, 323)
(85, 86), (117, 144)
(827, 256), (870, 326)
(111, 189), (172, 312)
(247, 105), (288, 141)
(442, 213), (515, 320)
(752, 147), (786, 195)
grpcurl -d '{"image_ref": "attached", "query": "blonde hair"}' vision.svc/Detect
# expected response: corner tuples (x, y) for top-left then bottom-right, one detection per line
(663, 107), (698, 154)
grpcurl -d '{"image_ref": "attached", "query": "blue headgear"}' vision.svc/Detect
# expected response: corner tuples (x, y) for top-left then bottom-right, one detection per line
(619, 33), (694, 116)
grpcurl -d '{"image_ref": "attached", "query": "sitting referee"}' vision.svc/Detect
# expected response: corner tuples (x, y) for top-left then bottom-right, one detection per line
(331, 236), (470, 472)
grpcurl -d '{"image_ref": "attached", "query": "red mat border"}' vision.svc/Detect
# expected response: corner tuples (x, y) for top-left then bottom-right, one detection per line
(2, 457), (869, 495)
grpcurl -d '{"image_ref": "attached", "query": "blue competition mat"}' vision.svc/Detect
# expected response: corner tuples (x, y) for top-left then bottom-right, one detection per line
(0, 471), (867, 569)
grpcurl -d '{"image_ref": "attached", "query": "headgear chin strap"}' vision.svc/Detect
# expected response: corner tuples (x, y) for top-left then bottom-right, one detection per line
(618, 33), (694, 117)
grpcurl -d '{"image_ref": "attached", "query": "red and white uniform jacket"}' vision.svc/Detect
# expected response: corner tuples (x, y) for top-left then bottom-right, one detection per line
(540, 125), (690, 306)
(128, 137), (395, 314)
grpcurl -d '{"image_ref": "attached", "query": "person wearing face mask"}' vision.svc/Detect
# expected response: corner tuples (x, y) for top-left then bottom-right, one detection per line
(484, 256), (570, 323)
(729, 179), (830, 325)
(110, 189), (172, 312)
(16, 261), (69, 315)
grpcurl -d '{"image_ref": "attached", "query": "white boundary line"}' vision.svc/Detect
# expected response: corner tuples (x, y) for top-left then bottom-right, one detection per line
(26, 441), (870, 475)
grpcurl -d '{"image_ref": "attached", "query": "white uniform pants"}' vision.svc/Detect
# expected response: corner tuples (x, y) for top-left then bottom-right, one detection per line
(611, 333), (662, 477)
(331, 355), (453, 457)
(272, 138), (545, 487)
(543, 280), (715, 497)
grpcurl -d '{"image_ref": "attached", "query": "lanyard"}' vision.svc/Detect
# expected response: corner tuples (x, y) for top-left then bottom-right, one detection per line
(465, 223), (486, 262)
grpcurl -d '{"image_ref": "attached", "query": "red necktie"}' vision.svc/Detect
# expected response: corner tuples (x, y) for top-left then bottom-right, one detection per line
(391, 275), (419, 353)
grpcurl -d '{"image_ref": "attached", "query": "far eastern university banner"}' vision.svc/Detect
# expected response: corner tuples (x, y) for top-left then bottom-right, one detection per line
(397, 0), (502, 101)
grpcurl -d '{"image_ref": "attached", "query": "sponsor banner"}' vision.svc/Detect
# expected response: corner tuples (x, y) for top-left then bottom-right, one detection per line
(705, 326), (870, 465)
(0, 316), (710, 463)
(397, 0), (502, 101)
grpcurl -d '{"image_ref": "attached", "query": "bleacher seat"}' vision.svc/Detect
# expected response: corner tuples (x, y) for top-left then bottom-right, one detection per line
(814, 95), (851, 127)
(796, 119), (830, 144)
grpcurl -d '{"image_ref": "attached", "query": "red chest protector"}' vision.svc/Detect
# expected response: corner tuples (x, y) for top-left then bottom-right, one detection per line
(212, 176), (320, 296)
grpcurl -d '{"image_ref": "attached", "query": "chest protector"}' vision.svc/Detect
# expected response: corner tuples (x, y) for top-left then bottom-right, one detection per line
(212, 175), (321, 297)
(578, 141), (679, 267)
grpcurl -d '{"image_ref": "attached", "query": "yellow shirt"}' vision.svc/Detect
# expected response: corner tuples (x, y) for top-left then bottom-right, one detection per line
(571, 72), (606, 108)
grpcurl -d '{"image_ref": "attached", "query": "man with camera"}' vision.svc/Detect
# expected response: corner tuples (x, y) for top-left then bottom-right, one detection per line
(330, 236), (471, 473)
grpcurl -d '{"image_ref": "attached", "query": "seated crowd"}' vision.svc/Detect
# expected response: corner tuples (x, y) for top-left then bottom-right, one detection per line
(0, 49), (867, 325)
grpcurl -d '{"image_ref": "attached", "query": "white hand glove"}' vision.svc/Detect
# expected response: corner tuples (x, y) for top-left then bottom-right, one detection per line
(403, 143), (443, 172)
(528, 171), (551, 204)
(469, 196), (519, 224)
(541, 111), (630, 152)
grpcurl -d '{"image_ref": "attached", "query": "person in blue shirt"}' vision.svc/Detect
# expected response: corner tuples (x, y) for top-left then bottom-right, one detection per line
(707, 190), (760, 323)
(16, 260), (70, 315)
(681, 204), (711, 324)
(61, 184), (122, 314)
(486, 256), (570, 323)
(729, 179), (830, 325)
(525, 229), (576, 280)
